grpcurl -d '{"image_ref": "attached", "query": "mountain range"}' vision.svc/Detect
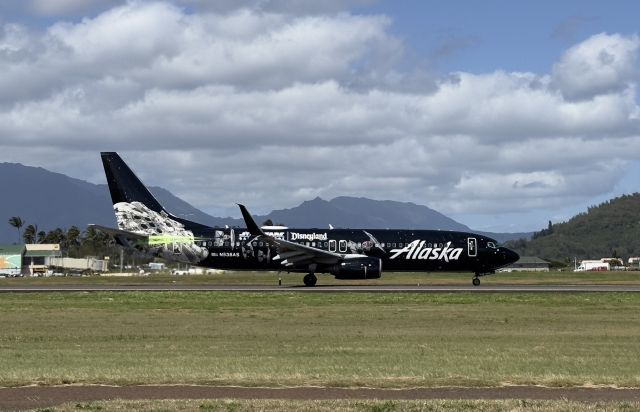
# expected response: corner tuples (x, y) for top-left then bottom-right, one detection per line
(0, 162), (530, 244)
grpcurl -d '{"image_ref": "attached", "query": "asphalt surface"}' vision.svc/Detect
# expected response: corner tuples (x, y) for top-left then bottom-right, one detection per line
(1, 284), (640, 292)
(1, 385), (640, 410)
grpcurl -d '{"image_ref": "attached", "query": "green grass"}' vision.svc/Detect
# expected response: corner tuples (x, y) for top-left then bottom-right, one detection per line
(2, 292), (640, 388)
(2, 270), (640, 286)
(29, 399), (640, 412)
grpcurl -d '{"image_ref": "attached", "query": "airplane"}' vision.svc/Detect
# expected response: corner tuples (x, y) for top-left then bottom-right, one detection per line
(95, 152), (519, 286)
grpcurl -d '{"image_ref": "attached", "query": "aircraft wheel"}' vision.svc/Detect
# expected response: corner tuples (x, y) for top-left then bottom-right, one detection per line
(472, 277), (481, 286)
(303, 273), (317, 287)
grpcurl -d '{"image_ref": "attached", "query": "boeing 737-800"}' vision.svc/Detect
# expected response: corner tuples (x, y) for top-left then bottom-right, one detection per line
(94, 152), (519, 286)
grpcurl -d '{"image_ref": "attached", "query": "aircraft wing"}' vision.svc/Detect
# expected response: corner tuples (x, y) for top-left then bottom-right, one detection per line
(266, 235), (343, 267)
(238, 204), (344, 268)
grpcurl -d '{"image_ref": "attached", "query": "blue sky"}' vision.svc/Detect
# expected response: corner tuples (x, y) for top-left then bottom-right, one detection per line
(0, 0), (639, 233)
(363, 0), (640, 73)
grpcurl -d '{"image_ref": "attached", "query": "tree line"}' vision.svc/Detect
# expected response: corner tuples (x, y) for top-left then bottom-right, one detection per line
(505, 193), (640, 263)
(6, 216), (127, 260)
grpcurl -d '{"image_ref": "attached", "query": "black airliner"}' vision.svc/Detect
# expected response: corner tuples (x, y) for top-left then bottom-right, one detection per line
(95, 152), (519, 286)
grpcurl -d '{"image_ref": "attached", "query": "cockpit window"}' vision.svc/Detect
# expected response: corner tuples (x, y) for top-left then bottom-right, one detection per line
(487, 242), (497, 249)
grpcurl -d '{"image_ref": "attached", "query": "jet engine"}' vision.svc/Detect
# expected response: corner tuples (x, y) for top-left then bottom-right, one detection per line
(330, 257), (382, 279)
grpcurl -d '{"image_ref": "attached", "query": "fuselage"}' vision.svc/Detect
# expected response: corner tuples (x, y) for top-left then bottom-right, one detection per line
(176, 226), (518, 274)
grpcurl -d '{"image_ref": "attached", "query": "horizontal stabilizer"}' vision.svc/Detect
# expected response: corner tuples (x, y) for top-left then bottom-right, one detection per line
(89, 224), (149, 249)
(89, 224), (147, 240)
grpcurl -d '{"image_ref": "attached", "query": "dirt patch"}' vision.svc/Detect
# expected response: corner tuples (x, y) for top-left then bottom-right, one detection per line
(2, 385), (640, 410)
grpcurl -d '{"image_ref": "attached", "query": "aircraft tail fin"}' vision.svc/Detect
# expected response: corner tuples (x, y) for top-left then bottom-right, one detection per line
(101, 152), (166, 213)
(100, 152), (210, 238)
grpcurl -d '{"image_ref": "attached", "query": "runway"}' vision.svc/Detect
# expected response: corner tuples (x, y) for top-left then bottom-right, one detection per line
(1, 284), (640, 292)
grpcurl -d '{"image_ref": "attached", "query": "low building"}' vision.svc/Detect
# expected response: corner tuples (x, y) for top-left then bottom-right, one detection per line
(24, 244), (62, 276)
(0, 244), (108, 276)
(0, 245), (25, 277)
(500, 256), (550, 272)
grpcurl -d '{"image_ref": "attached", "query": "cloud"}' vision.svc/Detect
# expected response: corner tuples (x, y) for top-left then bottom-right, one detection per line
(552, 32), (640, 100)
(0, 2), (639, 226)
(1, 2), (400, 101)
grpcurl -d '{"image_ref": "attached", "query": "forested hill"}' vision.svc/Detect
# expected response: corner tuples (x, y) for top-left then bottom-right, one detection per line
(507, 193), (640, 262)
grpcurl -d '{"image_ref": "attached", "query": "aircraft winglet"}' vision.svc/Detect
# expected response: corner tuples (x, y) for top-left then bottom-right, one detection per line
(238, 204), (266, 236)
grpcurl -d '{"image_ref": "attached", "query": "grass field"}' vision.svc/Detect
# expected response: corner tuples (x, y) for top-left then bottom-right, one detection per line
(29, 399), (640, 412)
(2, 291), (640, 388)
(2, 270), (640, 286)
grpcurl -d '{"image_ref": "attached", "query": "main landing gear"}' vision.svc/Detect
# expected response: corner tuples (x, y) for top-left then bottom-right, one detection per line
(303, 273), (317, 287)
(303, 264), (318, 287)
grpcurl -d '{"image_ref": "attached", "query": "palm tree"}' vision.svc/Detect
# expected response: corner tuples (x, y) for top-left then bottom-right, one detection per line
(23, 224), (38, 244)
(8, 217), (24, 244)
(37, 231), (46, 244)
(44, 228), (65, 245)
(64, 226), (81, 257)
(66, 226), (81, 245)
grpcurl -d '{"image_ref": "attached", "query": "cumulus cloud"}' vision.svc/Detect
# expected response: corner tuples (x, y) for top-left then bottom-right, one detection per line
(552, 32), (640, 100)
(0, 1), (639, 229)
(1, 2), (400, 102)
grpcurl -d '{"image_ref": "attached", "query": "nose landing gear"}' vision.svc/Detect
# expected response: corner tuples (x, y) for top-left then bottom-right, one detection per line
(472, 270), (494, 286)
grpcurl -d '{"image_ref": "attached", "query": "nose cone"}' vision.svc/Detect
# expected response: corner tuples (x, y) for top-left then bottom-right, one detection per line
(502, 247), (520, 265)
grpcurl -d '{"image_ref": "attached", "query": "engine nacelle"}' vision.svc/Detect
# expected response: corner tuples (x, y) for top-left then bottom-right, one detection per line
(330, 256), (382, 279)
